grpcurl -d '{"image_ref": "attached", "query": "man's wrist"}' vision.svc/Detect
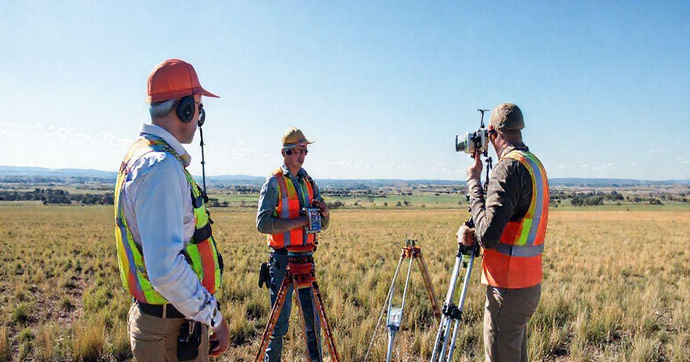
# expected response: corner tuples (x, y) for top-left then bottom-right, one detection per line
(210, 309), (224, 332)
(467, 178), (482, 190)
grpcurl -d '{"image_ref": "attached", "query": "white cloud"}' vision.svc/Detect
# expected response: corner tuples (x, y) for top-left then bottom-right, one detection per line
(0, 122), (129, 150)
(592, 163), (620, 171)
(557, 162), (590, 170)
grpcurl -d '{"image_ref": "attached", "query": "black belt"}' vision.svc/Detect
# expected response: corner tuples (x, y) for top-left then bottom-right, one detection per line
(136, 301), (185, 319)
(272, 248), (315, 256)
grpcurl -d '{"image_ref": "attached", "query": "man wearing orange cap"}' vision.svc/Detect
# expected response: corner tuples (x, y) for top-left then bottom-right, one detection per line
(256, 128), (330, 361)
(114, 59), (229, 360)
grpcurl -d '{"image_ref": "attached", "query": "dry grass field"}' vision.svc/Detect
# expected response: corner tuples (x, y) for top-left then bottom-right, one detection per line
(1, 203), (689, 361)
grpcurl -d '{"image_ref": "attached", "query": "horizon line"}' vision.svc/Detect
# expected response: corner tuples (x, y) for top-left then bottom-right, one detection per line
(1, 165), (688, 183)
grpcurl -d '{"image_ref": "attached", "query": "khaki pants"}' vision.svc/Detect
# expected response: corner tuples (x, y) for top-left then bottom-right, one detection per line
(484, 284), (541, 362)
(128, 302), (209, 362)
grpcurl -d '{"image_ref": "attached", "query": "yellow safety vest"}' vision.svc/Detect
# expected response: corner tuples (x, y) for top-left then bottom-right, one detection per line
(114, 135), (223, 304)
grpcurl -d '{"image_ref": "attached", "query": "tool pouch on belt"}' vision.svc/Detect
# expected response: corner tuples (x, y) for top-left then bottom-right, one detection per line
(258, 262), (270, 289)
(178, 320), (203, 361)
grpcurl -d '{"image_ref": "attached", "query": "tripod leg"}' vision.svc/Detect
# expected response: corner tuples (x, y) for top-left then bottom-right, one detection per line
(438, 319), (452, 360)
(399, 256), (414, 311)
(312, 280), (341, 362)
(447, 319), (461, 361)
(430, 252), (463, 362)
(365, 253), (405, 362)
(446, 253), (476, 362)
(255, 274), (291, 362)
(415, 253), (441, 323)
(292, 280), (314, 360)
(385, 328), (396, 362)
(385, 256), (414, 362)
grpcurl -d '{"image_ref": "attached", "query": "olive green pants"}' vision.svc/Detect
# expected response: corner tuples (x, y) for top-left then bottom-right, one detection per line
(484, 284), (541, 362)
(127, 302), (209, 362)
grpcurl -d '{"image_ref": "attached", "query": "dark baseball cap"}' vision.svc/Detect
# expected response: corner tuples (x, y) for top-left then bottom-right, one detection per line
(490, 103), (524, 131)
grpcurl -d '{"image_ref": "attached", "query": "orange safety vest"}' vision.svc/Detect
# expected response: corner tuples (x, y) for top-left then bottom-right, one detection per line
(267, 168), (316, 252)
(482, 150), (549, 289)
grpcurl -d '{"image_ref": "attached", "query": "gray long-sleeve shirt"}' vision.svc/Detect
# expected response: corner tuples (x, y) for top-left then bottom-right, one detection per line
(468, 145), (534, 249)
(256, 164), (330, 235)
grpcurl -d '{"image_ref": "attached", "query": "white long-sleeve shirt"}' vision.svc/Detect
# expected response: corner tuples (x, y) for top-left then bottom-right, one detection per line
(121, 123), (222, 329)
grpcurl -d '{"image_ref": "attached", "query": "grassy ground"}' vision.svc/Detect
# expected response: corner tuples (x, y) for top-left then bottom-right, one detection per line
(1, 204), (688, 361)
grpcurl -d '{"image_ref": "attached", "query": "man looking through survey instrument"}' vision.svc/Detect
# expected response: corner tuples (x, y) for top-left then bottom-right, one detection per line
(458, 103), (550, 362)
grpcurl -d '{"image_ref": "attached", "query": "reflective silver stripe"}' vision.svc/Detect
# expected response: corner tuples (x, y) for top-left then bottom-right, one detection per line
(495, 243), (544, 257)
(283, 231), (291, 246)
(274, 172), (293, 247)
(280, 197), (289, 218)
(274, 174), (291, 219)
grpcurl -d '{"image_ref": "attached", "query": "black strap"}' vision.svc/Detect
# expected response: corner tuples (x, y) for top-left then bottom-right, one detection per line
(137, 301), (185, 319)
(192, 223), (212, 244)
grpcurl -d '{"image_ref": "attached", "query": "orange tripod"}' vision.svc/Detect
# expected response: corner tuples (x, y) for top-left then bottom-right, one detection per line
(254, 254), (340, 362)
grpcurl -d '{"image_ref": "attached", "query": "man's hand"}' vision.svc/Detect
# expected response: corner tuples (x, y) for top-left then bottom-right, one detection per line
(456, 224), (476, 246)
(466, 152), (483, 182)
(269, 216), (309, 234)
(316, 200), (329, 218)
(209, 317), (229, 357)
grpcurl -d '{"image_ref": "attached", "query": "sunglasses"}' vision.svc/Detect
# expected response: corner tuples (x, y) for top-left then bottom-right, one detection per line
(285, 148), (308, 156)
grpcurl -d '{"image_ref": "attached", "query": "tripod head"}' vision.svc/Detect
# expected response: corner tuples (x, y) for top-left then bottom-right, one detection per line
(477, 109), (489, 128)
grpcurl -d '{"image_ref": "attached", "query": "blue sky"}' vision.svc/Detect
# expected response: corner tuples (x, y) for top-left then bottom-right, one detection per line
(1, 1), (688, 180)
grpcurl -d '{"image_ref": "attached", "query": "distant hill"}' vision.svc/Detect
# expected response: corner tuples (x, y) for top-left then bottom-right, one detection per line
(0, 166), (117, 179)
(1, 165), (688, 188)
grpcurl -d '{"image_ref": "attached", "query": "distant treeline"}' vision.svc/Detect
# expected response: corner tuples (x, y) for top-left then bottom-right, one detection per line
(0, 175), (115, 185)
(0, 189), (114, 205)
(550, 190), (687, 207)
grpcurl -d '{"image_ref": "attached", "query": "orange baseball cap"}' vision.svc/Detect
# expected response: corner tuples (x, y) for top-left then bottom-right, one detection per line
(146, 59), (219, 103)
